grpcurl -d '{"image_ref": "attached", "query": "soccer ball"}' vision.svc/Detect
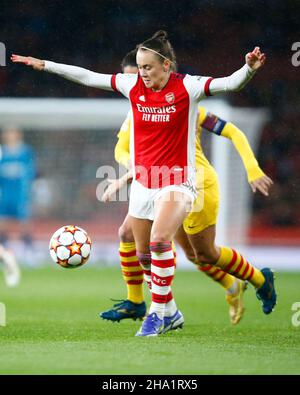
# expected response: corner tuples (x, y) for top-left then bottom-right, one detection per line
(49, 225), (92, 268)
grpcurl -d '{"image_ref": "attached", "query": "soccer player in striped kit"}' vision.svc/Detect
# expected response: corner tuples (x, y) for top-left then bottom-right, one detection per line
(12, 30), (276, 336)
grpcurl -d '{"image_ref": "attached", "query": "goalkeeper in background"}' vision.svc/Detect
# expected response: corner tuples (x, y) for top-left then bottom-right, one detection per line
(100, 49), (274, 328)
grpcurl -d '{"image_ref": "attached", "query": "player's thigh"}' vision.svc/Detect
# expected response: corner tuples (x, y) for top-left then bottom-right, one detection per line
(129, 215), (152, 254)
(128, 181), (155, 251)
(128, 180), (155, 222)
(151, 191), (192, 242)
(183, 180), (220, 235)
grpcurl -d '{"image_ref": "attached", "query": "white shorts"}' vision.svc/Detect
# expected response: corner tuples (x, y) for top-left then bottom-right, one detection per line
(128, 179), (197, 221)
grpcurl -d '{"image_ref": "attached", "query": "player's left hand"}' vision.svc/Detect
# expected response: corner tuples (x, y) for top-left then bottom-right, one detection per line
(11, 54), (45, 71)
(101, 179), (122, 202)
(250, 174), (273, 196)
(245, 47), (266, 70)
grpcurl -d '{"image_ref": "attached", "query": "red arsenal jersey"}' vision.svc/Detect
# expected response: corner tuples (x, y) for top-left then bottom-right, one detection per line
(111, 72), (212, 188)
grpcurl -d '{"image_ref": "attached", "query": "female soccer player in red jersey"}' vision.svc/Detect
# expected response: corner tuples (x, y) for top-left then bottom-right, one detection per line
(99, 50), (272, 329)
(12, 30), (276, 336)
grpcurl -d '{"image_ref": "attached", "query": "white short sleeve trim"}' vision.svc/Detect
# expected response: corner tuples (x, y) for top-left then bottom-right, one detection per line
(112, 73), (139, 98)
(183, 74), (213, 101)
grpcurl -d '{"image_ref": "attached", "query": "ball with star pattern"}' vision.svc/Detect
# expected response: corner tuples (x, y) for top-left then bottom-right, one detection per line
(49, 225), (92, 268)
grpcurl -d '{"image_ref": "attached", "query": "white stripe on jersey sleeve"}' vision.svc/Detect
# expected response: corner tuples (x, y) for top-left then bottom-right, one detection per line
(44, 61), (113, 90)
(183, 74), (212, 101)
(115, 73), (138, 98)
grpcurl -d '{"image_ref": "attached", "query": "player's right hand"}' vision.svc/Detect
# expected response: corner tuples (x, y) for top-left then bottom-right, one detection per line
(11, 54), (45, 71)
(102, 179), (122, 202)
(250, 174), (273, 196)
(245, 47), (266, 71)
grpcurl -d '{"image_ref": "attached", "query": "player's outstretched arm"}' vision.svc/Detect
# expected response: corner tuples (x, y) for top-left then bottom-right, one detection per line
(11, 54), (113, 90)
(221, 122), (273, 196)
(209, 47), (266, 94)
(199, 108), (273, 196)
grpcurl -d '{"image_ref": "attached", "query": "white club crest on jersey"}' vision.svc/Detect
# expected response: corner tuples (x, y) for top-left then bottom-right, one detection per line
(165, 92), (175, 104)
(139, 95), (146, 102)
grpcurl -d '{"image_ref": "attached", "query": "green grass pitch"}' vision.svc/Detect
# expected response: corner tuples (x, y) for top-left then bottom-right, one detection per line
(1, 266), (300, 374)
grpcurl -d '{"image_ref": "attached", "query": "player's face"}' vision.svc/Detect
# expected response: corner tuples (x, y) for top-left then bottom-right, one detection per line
(123, 65), (138, 74)
(136, 49), (169, 91)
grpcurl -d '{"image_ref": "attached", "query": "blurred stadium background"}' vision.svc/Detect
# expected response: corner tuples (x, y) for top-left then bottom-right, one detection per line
(0, 0), (299, 270)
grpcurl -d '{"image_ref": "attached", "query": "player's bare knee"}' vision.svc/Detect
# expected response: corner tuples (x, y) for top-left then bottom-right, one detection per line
(118, 224), (134, 243)
(151, 231), (171, 244)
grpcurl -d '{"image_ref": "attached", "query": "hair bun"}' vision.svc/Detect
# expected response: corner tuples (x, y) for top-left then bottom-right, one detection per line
(152, 30), (168, 41)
